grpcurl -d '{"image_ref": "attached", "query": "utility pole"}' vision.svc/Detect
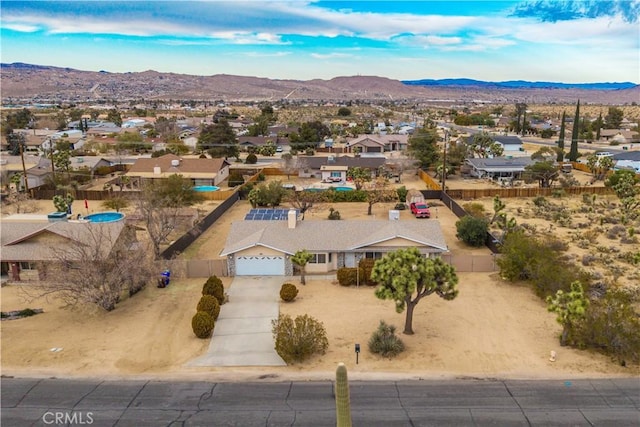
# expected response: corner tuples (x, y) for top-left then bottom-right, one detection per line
(19, 137), (30, 193)
(442, 130), (448, 193)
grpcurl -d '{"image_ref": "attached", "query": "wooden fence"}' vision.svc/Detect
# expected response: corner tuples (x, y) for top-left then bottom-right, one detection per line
(260, 167), (285, 176)
(445, 185), (614, 200)
(183, 259), (229, 278)
(418, 169), (442, 190)
(31, 188), (118, 201)
(442, 254), (500, 272)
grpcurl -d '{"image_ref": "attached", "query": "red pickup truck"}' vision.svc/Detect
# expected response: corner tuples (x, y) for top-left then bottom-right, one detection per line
(410, 202), (431, 218)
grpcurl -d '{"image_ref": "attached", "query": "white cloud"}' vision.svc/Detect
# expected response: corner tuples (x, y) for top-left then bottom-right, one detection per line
(511, 16), (639, 48)
(208, 31), (289, 45)
(243, 51), (292, 58)
(310, 52), (354, 59)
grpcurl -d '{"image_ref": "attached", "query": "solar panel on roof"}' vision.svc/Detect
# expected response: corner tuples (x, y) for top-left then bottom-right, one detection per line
(244, 208), (299, 220)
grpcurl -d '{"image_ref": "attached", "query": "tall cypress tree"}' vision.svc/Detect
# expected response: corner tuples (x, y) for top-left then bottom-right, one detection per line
(557, 111), (566, 162)
(521, 110), (527, 136)
(595, 112), (602, 141)
(568, 100), (580, 161)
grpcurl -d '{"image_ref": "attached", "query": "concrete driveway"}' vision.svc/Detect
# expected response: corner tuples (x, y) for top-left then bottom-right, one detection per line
(188, 276), (286, 367)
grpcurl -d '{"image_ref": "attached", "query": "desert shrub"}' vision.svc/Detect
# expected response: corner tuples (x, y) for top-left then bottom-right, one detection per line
(558, 175), (580, 188)
(358, 258), (377, 286)
(368, 320), (405, 358)
(543, 236), (569, 252)
(607, 225), (627, 240)
(197, 295), (221, 320)
(620, 251), (640, 265)
(202, 275), (225, 305)
(462, 202), (486, 218)
(336, 267), (358, 286)
(533, 196), (548, 207)
(455, 216), (489, 247)
(328, 207), (341, 220)
(498, 231), (589, 298)
(575, 289), (640, 365)
(551, 189), (566, 198)
(272, 314), (328, 364)
(245, 153), (258, 164)
(257, 172), (266, 181)
(228, 171), (245, 187)
(582, 229), (600, 243)
(280, 283), (299, 302)
(581, 254), (597, 266)
(394, 202), (406, 210)
(192, 311), (215, 339)
(396, 186), (408, 203)
(305, 148), (315, 156)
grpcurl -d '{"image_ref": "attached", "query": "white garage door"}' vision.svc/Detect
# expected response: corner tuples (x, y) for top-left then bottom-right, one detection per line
(235, 256), (285, 276)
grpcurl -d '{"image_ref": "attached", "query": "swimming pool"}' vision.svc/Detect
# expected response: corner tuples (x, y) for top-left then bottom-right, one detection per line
(84, 212), (125, 223)
(193, 185), (220, 192)
(334, 186), (353, 192)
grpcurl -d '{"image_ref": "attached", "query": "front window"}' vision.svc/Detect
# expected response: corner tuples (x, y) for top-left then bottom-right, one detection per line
(330, 171), (341, 177)
(309, 253), (327, 264)
(364, 252), (383, 260)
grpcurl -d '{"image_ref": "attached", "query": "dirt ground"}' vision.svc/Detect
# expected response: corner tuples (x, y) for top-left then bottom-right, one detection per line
(1, 183), (638, 380)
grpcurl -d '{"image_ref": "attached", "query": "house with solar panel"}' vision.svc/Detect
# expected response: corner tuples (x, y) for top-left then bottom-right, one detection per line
(220, 208), (448, 276)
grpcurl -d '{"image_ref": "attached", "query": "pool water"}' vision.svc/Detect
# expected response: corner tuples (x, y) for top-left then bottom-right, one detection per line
(334, 186), (353, 192)
(84, 212), (125, 223)
(193, 185), (220, 192)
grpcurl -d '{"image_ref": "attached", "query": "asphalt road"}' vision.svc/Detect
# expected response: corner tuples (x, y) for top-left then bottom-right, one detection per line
(2, 377), (639, 426)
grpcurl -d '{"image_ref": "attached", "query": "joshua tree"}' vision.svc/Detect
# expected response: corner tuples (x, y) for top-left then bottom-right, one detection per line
(291, 249), (313, 285)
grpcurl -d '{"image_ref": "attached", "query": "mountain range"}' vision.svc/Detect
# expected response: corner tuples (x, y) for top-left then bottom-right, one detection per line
(1, 62), (638, 105)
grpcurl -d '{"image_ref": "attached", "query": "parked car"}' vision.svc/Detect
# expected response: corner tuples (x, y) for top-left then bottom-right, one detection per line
(410, 202), (431, 218)
(276, 146), (283, 152)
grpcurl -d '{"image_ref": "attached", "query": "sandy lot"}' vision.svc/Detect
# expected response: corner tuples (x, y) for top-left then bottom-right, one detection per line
(1, 185), (638, 381)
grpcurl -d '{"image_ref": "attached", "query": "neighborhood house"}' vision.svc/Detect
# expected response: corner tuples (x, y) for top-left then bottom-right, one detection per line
(220, 209), (448, 276)
(126, 154), (231, 187)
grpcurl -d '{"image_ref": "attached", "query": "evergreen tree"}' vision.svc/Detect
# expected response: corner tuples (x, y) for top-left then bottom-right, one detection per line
(557, 111), (566, 162)
(595, 112), (603, 141)
(568, 100), (580, 162)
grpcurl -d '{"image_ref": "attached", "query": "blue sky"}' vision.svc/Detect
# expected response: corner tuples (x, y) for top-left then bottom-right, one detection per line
(1, 1), (638, 83)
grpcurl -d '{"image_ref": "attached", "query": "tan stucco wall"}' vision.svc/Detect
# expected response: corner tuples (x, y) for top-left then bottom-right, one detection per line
(365, 237), (424, 247)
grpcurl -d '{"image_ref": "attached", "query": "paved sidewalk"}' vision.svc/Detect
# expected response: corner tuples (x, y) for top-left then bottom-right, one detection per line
(188, 276), (286, 367)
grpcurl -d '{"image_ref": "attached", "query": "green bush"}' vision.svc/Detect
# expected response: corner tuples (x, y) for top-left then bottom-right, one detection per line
(396, 186), (408, 202)
(455, 215), (489, 247)
(337, 267), (358, 286)
(575, 289), (640, 365)
(394, 202), (406, 210)
(462, 202), (486, 218)
(280, 283), (299, 302)
(246, 153), (258, 164)
(192, 311), (215, 338)
(368, 320), (405, 357)
(358, 258), (377, 286)
(325, 189), (367, 203)
(328, 207), (341, 220)
(197, 295), (221, 320)
(497, 231), (590, 298)
(202, 276), (225, 305)
(228, 171), (245, 187)
(272, 314), (329, 364)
